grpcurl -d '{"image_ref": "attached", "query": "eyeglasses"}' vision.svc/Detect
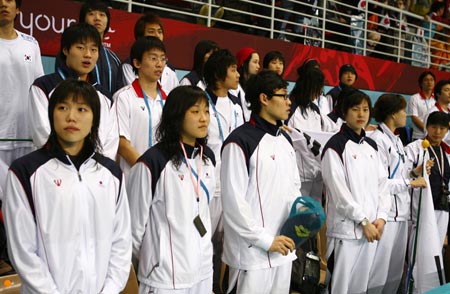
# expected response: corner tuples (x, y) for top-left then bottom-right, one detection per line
(148, 56), (168, 64)
(271, 93), (290, 100)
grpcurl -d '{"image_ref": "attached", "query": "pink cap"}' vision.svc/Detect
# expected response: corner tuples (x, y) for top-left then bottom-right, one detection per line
(236, 47), (256, 69)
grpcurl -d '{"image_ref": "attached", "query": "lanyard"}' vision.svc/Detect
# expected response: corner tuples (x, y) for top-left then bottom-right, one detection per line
(180, 142), (210, 203)
(205, 92), (238, 143)
(94, 47), (112, 93)
(430, 145), (445, 180)
(142, 87), (163, 148)
(435, 103), (450, 113)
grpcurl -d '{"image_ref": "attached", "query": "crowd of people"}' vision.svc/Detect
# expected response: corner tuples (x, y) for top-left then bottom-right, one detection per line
(2, 0), (450, 293)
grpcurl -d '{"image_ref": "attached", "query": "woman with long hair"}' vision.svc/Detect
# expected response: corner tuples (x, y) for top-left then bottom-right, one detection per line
(128, 86), (216, 293)
(180, 40), (219, 90)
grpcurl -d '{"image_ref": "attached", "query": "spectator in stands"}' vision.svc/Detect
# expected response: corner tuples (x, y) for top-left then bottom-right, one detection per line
(325, 0), (359, 53)
(263, 50), (285, 77)
(216, 0), (253, 34)
(231, 47), (260, 121)
(407, 71), (436, 140)
(277, 0), (318, 42)
(0, 0), (44, 166)
(221, 70), (298, 294)
(4, 79), (131, 293)
(197, 2), (224, 27)
(410, 0), (432, 16)
(179, 39), (219, 90)
(114, 37), (167, 175)
(79, 0), (124, 96)
(122, 12), (179, 94)
(424, 1), (450, 69)
(127, 86), (216, 294)
(368, 93), (427, 293)
(322, 87), (390, 294)
(28, 23), (119, 160)
(326, 64), (358, 120)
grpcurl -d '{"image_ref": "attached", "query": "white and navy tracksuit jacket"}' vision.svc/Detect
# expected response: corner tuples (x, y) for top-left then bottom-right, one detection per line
(3, 142), (131, 293)
(28, 63), (119, 160)
(322, 124), (391, 239)
(220, 114), (301, 270)
(127, 143), (216, 289)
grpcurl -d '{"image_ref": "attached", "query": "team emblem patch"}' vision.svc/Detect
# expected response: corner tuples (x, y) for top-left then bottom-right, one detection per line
(24, 54), (32, 62)
(54, 179), (62, 186)
(270, 155), (275, 160)
(352, 154), (357, 159)
(178, 174), (184, 181)
(140, 106), (145, 111)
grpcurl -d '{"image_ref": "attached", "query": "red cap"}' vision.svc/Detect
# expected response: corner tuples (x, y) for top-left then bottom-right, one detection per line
(236, 47), (256, 69)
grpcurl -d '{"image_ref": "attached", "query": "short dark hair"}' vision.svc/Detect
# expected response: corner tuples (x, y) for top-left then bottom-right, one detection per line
(156, 86), (209, 168)
(192, 40), (219, 80)
(48, 79), (102, 153)
(373, 94), (407, 122)
(59, 23), (102, 62)
(134, 12), (163, 40)
(130, 36), (166, 74)
(79, 1), (111, 36)
(204, 49), (237, 91)
(245, 70), (288, 115)
(263, 51), (285, 70)
(418, 71), (435, 88)
(426, 111), (450, 128)
(434, 79), (450, 98)
(341, 87), (372, 118)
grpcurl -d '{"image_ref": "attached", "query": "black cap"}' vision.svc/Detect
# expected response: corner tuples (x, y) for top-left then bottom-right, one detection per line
(339, 64), (358, 80)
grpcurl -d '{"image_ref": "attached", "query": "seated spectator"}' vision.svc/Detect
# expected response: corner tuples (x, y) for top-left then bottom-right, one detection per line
(122, 12), (178, 94)
(424, 1), (450, 69)
(179, 40), (219, 90)
(277, 0), (318, 43)
(410, 0), (432, 16)
(263, 50), (285, 76)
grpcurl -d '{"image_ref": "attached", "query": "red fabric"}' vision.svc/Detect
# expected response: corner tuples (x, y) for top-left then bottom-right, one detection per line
(236, 47), (256, 69)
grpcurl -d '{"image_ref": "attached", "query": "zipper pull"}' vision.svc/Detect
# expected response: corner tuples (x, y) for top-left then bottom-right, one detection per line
(78, 172), (82, 182)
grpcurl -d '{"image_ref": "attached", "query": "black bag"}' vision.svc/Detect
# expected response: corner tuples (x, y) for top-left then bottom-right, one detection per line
(291, 239), (321, 293)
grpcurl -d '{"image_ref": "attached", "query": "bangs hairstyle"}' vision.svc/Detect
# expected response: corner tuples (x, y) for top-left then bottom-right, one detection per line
(59, 23), (102, 61)
(291, 67), (324, 115)
(434, 79), (450, 98)
(263, 51), (285, 69)
(192, 40), (219, 79)
(79, 1), (111, 35)
(246, 70), (288, 114)
(48, 79), (102, 153)
(204, 49), (237, 91)
(156, 86), (209, 168)
(134, 12), (163, 40)
(372, 94), (406, 122)
(238, 52), (258, 88)
(418, 71), (435, 88)
(340, 87), (372, 119)
(130, 36), (166, 74)
(426, 111), (450, 128)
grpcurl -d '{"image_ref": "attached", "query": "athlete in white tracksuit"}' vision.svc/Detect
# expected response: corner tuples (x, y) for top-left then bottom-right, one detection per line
(221, 71), (300, 293)
(4, 79), (131, 293)
(321, 88), (390, 294)
(368, 123), (426, 293)
(127, 86), (216, 294)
